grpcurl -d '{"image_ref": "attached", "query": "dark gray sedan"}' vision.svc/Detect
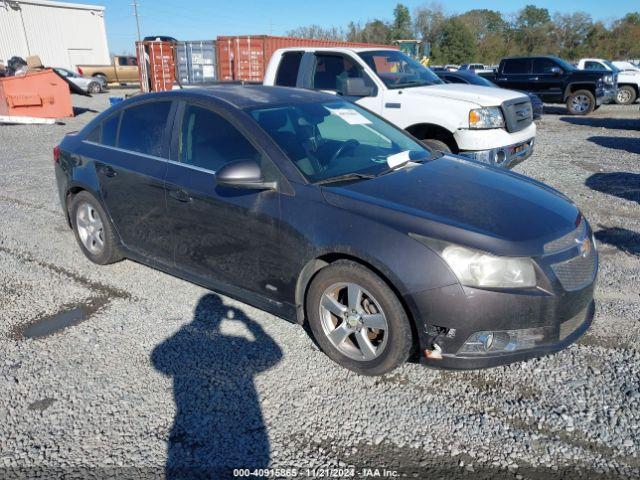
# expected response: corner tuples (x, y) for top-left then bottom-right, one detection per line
(53, 85), (596, 375)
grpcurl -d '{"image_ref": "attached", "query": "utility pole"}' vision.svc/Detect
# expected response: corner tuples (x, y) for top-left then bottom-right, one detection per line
(132, 0), (142, 43)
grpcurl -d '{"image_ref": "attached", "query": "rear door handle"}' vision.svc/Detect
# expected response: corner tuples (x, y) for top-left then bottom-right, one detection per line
(103, 165), (117, 177)
(168, 188), (192, 203)
(529, 76), (539, 81)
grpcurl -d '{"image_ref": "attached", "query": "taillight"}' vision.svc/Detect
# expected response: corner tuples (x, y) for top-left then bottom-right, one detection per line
(77, 67), (83, 75)
(53, 145), (60, 164)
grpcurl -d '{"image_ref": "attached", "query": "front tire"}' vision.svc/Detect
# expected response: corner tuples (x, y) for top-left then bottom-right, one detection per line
(306, 260), (413, 376)
(422, 139), (451, 153)
(88, 81), (102, 94)
(566, 90), (595, 115)
(69, 191), (123, 265)
(616, 85), (637, 105)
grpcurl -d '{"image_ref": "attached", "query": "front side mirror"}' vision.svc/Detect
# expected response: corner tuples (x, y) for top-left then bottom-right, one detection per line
(215, 160), (276, 190)
(550, 66), (563, 76)
(341, 77), (374, 97)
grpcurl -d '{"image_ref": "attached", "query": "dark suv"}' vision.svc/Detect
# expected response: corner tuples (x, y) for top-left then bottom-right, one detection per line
(492, 56), (617, 115)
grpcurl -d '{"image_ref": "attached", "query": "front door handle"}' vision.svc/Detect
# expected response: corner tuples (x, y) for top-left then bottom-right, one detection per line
(103, 165), (117, 177)
(529, 76), (539, 81)
(168, 188), (192, 203)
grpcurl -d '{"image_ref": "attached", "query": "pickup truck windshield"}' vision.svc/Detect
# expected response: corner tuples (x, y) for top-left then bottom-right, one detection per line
(249, 100), (431, 183)
(358, 50), (444, 89)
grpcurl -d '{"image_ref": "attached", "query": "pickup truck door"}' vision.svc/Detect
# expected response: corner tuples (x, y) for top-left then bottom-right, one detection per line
(528, 58), (565, 102)
(302, 52), (383, 113)
(494, 58), (532, 92)
(116, 56), (139, 83)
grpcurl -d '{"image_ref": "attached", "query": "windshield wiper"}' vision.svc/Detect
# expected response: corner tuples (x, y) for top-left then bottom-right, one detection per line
(314, 172), (376, 185)
(374, 152), (442, 178)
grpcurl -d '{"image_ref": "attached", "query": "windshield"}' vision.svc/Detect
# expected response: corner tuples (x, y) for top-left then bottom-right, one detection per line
(358, 50), (444, 89)
(466, 75), (496, 87)
(602, 60), (620, 73)
(249, 101), (432, 183)
(552, 57), (577, 72)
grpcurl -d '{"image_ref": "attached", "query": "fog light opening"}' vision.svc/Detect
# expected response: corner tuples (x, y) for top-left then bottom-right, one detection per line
(495, 150), (506, 164)
(459, 328), (545, 355)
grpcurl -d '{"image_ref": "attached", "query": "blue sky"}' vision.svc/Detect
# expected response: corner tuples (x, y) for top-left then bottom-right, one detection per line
(88, 0), (640, 54)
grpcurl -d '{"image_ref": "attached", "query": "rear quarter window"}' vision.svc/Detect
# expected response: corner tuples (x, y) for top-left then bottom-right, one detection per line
(84, 112), (120, 146)
(503, 59), (530, 74)
(118, 101), (172, 157)
(275, 52), (303, 87)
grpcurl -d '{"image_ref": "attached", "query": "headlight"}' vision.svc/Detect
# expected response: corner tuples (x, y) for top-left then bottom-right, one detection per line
(468, 107), (504, 129)
(412, 235), (536, 288)
(603, 74), (614, 85)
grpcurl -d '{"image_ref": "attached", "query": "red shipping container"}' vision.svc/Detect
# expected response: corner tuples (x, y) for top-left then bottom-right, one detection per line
(136, 41), (177, 92)
(216, 35), (396, 82)
(0, 69), (73, 118)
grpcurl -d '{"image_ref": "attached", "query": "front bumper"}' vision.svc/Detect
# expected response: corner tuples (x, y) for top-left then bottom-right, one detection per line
(405, 227), (598, 370)
(597, 86), (617, 105)
(459, 137), (534, 169)
(421, 301), (594, 369)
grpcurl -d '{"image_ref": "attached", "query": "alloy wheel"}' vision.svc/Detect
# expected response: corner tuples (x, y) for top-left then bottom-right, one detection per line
(571, 94), (592, 113)
(318, 282), (388, 361)
(76, 201), (105, 255)
(616, 89), (632, 104)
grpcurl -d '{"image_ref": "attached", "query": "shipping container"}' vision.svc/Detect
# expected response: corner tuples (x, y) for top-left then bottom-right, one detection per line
(216, 35), (396, 82)
(176, 40), (217, 85)
(136, 40), (176, 93)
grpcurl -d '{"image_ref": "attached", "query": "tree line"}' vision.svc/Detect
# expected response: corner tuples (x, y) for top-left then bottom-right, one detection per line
(286, 4), (640, 65)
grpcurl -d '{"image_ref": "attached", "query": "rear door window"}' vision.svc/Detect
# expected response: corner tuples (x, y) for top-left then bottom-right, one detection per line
(275, 52), (303, 87)
(101, 113), (120, 146)
(503, 59), (530, 74)
(118, 101), (171, 156)
(532, 59), (559, 74)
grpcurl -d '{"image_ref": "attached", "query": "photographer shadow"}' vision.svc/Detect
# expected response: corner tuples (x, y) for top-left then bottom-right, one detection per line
(151, 293), (283, 479)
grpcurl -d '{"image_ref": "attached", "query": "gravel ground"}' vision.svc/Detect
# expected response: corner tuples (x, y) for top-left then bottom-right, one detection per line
(0, 91), (639, 479)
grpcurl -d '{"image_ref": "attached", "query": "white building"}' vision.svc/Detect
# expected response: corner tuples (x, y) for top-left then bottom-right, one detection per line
(0, 0), (110, 70)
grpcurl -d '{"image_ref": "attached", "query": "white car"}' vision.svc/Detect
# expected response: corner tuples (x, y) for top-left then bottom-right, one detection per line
(577, 58), (639, 105)
(54, 68), (105, 94)
(264, 48), (535, 168)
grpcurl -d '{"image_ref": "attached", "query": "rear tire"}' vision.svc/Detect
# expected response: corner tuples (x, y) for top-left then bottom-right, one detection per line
(306, 260), (413, 376)
(69, 191), (123, 265)
(94, 74), (107, 84)
(422, 139), (451, 153)
(615, 85), (637, 105)
(566, 90), (595, 115)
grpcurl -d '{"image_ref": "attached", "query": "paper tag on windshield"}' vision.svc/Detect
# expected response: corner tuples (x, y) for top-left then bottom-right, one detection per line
(328, 108), (372, 125)
(386, 150), (411, 169)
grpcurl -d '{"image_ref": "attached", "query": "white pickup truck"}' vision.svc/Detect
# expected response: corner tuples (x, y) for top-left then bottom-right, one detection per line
(263, 47), (536, 168)
(577, 58), (640, 105)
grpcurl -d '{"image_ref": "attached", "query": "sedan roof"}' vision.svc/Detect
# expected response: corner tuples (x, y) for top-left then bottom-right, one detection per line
(149, 84), (340, 110)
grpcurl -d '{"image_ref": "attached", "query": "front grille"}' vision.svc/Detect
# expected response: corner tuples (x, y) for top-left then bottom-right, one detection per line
(551, 247), (597, 291)
(501, 97), (533, 133)
(559, 309), (586, 340)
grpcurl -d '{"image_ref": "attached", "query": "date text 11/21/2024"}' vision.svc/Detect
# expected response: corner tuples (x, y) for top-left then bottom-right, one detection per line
(233, 467), (400, 477)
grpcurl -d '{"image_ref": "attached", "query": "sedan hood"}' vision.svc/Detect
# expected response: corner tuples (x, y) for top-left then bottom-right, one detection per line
(403, 84), (527, 107)
(321, 157), (581, 256)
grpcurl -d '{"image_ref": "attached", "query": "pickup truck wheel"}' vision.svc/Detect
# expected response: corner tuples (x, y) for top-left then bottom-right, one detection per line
(422, 139), (451, 153)
(566, 90), (595, 115)
(94, 74), (108, 84)
(615, 86), (637, 105)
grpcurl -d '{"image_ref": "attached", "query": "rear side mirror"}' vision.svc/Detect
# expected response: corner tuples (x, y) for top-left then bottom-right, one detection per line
(550, 66), (563, 76)
(341, 77), (374, 97)
(215, 160), (276, 190)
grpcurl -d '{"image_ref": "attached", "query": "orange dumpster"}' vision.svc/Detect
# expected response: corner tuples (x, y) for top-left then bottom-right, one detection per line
(0, 69), (73, 119)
